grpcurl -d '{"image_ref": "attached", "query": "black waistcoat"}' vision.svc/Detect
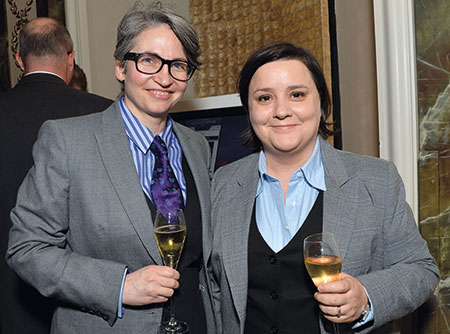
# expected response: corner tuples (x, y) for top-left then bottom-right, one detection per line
(145, 155), (206, 333)
(245, 192), (323, 334)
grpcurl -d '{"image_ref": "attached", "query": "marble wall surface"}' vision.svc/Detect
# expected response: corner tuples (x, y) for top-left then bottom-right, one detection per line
(415, 0), (450, 333)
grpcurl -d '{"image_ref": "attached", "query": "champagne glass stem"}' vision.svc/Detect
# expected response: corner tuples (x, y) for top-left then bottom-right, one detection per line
(168, 295), (176, 328)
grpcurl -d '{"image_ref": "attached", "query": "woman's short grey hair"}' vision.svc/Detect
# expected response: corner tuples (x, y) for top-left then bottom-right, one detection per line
(114, 1), (201, 71)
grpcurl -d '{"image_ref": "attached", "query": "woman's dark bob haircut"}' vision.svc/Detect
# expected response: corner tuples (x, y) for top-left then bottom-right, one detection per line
(238, 42), (334, 151)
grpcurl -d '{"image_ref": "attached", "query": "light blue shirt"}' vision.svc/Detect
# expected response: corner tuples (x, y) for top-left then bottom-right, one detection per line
(256, 137), (326, 253)
(255, 137), (373, 326)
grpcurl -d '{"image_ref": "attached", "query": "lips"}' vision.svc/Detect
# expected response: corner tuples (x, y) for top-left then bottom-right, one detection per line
(147, 89), (172, 99)
(272, 124), (297, 130)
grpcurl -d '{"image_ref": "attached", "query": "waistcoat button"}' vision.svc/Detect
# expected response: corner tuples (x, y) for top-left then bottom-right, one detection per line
(270, 291), (279, 300)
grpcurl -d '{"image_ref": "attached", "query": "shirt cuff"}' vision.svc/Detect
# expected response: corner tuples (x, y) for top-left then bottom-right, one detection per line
(117, 268), (128, 319)
(352, 287), (374, 329)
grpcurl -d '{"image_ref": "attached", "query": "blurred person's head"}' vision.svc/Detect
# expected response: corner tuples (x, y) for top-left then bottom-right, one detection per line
(16, 17), (75, 84)
(69, 64), (88, 91)
(114, 1), (201, 133)
(238, 42), (333, 152)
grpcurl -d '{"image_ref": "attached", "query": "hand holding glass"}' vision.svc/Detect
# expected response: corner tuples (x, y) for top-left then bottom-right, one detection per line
(304, 233), (342, 333)
(154, 209), (188, 334)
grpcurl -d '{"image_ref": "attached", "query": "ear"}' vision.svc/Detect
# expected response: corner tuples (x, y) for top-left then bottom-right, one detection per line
(67, 50), (75, 71)
(115, 59), (126, 82)
(15, 52), (25, 71)
(63, 50), (75, 84)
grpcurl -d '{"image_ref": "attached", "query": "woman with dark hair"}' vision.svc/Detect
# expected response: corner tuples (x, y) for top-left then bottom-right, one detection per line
(69, 64), (88, 91)
(209, 42), (439, 333)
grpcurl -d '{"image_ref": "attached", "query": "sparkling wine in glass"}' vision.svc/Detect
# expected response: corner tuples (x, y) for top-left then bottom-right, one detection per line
(304, 232), (342, 334)
(154, 209), (188, 334)
(304, 232), (342, 287)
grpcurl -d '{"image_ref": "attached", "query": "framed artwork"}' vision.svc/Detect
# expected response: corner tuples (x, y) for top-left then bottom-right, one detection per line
(171, 106), (254, 177)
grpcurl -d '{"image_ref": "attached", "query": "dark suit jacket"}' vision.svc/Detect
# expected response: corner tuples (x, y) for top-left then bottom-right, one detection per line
(0, 73), (113, 334)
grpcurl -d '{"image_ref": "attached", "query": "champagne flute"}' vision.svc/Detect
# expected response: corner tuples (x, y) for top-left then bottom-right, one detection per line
(304, 232), (342, 334)
(154, 209), (188, 334)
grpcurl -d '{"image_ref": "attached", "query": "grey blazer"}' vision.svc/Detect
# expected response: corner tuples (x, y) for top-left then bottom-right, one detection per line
(7, 101), (215, 333)
(210, 137), (439, 334)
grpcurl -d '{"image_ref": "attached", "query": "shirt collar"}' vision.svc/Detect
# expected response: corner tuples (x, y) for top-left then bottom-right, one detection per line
(257, 136), (326, 191)
(25, 71), (65, 81)
(119, 96), (174, 154)
(302, 137), (326, 191)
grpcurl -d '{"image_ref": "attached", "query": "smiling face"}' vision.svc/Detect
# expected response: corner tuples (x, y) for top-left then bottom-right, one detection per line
(248, 59), (321, 164)
(115, 24), (188, 133)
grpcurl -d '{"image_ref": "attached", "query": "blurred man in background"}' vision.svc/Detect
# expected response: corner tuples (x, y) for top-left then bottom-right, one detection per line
(0, 17), (112, 334)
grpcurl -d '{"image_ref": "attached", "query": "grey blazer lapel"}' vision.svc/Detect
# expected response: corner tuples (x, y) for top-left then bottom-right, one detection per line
(320, 138), (358, 262)
(172, 123), (212, 267)
(95, 103), (162, 265)
(221, 154), (259, 328)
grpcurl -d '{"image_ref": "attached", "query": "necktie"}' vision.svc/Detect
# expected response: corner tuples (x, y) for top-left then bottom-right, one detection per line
(150, 135), (184, 219)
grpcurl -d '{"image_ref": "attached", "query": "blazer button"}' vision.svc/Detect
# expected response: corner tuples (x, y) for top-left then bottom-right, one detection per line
(271, 327), (278, 334)
(270, 291), (279, 300)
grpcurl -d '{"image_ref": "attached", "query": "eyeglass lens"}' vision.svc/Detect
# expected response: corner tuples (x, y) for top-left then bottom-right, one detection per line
(136, 54), (191, 81)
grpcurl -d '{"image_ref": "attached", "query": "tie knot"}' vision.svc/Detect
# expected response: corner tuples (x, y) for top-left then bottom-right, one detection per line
(150, 135), (167, 156)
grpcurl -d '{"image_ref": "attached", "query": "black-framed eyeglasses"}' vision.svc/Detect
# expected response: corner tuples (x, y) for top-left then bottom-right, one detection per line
(123, 52), (196, 82)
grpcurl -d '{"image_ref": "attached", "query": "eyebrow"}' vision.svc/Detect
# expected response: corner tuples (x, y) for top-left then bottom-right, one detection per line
(138, 51), (188, 62)
(287, 84), (310, 90)
(252, 84), (310, 93)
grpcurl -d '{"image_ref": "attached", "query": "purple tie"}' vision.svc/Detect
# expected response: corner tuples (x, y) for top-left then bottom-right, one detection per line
(150, 135), (184, 220)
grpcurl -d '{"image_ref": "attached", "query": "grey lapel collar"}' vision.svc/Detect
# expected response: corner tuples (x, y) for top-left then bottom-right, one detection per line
(95, 102), (162, 265)
(220, 154), (260, 329)
(172, 123), (212, 267)
(320, 137), (358, 262)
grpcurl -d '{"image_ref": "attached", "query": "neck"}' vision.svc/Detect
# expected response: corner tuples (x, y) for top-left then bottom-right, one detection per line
(265, 150), (311, 178)
(23, 53), (72, 83)
(150, 120), (167, 135)
(264, 145), (315, 202)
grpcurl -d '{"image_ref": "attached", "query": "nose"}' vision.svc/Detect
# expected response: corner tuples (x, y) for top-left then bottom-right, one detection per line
(273, 99), (292, 119)
(153, 63), (173, 87)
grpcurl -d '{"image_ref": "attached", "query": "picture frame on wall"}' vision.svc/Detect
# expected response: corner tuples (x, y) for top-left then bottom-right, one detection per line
(171, 106), (254, 177)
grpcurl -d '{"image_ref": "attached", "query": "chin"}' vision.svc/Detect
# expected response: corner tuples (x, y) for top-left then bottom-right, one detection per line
(275, 140), (302, 151)
(145, 102), (173, 114)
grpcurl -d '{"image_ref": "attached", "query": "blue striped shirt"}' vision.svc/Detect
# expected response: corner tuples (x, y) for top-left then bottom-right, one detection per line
(119, 97), (186, 203)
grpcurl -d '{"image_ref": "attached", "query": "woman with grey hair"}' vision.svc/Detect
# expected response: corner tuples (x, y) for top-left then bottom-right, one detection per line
(7, 2), (215, 333)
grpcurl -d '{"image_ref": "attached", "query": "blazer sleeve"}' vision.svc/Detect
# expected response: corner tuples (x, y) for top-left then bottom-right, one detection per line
(355, 161), (440, 331)
(6, 120), (127, 325)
